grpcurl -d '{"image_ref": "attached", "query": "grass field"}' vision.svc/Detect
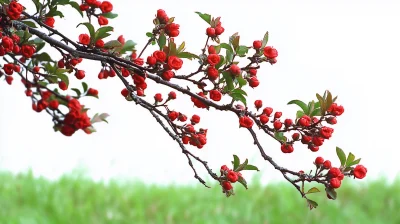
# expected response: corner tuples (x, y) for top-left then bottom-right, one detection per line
(0, 171), (399, 224)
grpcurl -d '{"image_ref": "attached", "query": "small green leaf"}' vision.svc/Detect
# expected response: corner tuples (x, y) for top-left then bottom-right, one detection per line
(326, 90), (333, 109)
(82, 82), (88, 93)
(222, 71), (234, 91)
(233, 155), (240, 170)
(296, 110), (305, 119)
(231, 89), (247, 96)
(219, 43), (233, 53)
(57, 73), (69, 86)
(177, 52), (199, 60)
(310, 108), (321, 117)
(306, 187), (320, 194)
(235, 159), (249, 172)
(288, 100), (309, 114)
(71, 88), (81, 97)
(237, 175), (248, 189)
(237, 76), (247, 88)
(77, 22), (95, 42)
(21, 20), (37, 28)
(91, 113), (110, 124)
(225, 50), (234, 64)
(101, 12), (118, 19)
(346, 158), (361, 167)
(261, 31), (269, 48)
(232, 35), (240, 51)
(230, 93), (247, 106)
(103, 40), (123, 48)
(177, 41), (185, 53)
(120, 40), (137, 55)
(336, 147), (347, 167)
(345, 152), (355, 167)
(158, 33), (166, 49)
(325, 187), (337, 200)
(316, 93), (326, 115)
(236, 45), (249, 57)
(45, 75), (58, 83)
(146, 32), (153, 38)
(94, 26), (113, 42)
(244, 164), (259, 171)
(215, 55), (225, 69)
(36, 52), (52, 62)
(274, 132), (287, 142)
(306, 199), (318, 210)
(68, 1), (83, 17)
(195, 12), (211, 24)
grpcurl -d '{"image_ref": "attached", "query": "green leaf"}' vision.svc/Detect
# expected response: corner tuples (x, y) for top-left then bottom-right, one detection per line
(261, 31), (269, 48)
(101, 12), (118, 19)
(325, 187), (337, 200)
(230, 93), (247, 106)
(36, 52), (52, 62)
(237, 175), (248, 189)
(56, 73), (69, 86)
(232, 155), (240, 170)
(306, 199), (318, 210)
(236, 45), (249, 57)
(231, 89), (247, 96)
(177, 41), (185, 53)
(103, 40), (123, 48)
(71, 88), (81, 97)
(287, 100), (309, 114)
(345, 152), (356, 167)
(306, 187), (320, 194)
(195, 12), (211, 24)
(316, 93), (326, 115)
(237, 76), (247, 88)
(244, 164), (259, 171)
(32, 0), (40, 12)
(146, 32), (153, 38)
(215, 55), (225, 69)
(77, 22), (95, 42)
(169, 41), (177, 56)
(68, 1), (83, 17)
(222, 71), (234, 91)
(120, 40), (137, 55)
(310, 108), (321, 117)
(326, 90), (333, 109)
(225, 50), (234, 64)
(346, 158), (361, 167)
(232, 35), (240, 51)
(82, 82), (88, 93)
(35, 42), (46, 52)
(94, 26), (113, 42)
(21, 20), (37, 28)
(296, 110), (305, 119)
(219, 43), (233, 53)
(158, 33), (166, 49)
(274, 132), (287, 142)
(91, 113), (110, 124)
(45, 75), (58, 83)
(177, 52), (199, 60)
(336, 147), (347, 167)
(235, 159), (248, 172)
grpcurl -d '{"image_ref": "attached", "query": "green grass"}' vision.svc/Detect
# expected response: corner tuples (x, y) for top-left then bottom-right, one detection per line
(0, 171), (399, 224)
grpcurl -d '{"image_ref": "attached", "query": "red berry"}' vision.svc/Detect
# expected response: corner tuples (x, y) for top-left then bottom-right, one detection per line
(75, 70), (85, 80)
(229, 64), (241, 76)
(253, 40), (262, 49)
(323, 160), (332, 169)
(353, 165), (367, 179)
(206, 27), (215, 36)
(227, 170), (238, 183)
(248, 68), (257, 76)
(121, 88), (129, 97)
(25, 89), (32, 96)
(58, 81), (68, 90)
(254, 100), (262, 109)
(222, 181), (232, 190)
(87, 88), (98, 96)
(168, 91), (176, 99)
(154, 93), (163, 102)
(330, 178), (341, 189)
(274, 112), (282, 119)
(292, 133), (300, 140)
(273, 120), (282, 130)
(308, 145), (319, 152)
(49, 100), (59, 110)
(263, 107), (273, 116)
(284, 118), (293, 126)
(281, 144), (294, 153)
(249, 76), (260, 88)
(259, 114), (269, 124)
(5, 76), (13, 85)
(315, 156), (324, 165)
(191, 114), (200, 124)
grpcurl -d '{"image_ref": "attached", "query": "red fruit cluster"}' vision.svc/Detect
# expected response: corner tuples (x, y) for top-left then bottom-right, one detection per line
(60, 99), (92, 136)
(0, 33), (36, 66)
(180, 119), (208, 149)
(155, 10), (180, 37)
(205, 19), (225, 37)
(79, 0), (114, 26)
(1, 63), (20, 85)
(219, 165), (242, 195)
(6, 1), (23, 20)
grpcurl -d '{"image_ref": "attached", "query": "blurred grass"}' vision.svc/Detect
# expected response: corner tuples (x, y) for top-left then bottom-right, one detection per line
(0, 171), (399, 224)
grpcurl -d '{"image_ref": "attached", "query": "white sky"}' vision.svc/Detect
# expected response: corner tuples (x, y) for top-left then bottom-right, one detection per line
(1, 0), (400, 185)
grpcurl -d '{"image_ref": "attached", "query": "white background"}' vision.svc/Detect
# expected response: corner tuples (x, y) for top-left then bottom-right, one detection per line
(1, 0), (399, 185)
